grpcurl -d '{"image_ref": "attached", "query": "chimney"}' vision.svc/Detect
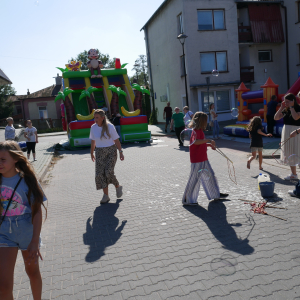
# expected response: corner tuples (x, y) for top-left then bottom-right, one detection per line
(54, 73), (62, 85)
(27, 89), (30, 95)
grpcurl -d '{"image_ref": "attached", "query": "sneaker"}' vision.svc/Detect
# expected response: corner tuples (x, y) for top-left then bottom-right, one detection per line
(288, 190), (298, 197)
(219, 193), (229, 198)
(34, 159), (37, 161)
(116, 186), (123, 198)
(100, 194), (110, 204)
(182, 201), (198, 206)
(284, 174), (298, 180)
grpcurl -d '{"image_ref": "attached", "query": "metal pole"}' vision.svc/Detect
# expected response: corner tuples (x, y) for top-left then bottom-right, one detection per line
(182, 43), (189, 107)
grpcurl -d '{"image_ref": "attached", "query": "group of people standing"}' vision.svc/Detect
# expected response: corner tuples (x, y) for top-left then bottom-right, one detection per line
(163, 102), (220, 146)
(5, 118), (38, 161)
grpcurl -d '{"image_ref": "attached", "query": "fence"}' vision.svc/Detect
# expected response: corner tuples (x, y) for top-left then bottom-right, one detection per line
(0, 118), (63, 132)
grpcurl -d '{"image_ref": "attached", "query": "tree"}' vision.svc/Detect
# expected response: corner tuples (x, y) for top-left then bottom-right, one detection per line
(69, 50), (115, 70)
(0, 85), (16, 119)
(79, 86), (99, 113)
(132, 84), (150, 115)
(54, 88), (76, 124)
(107, 85), (127, 116)
(130, 55), (149, 86)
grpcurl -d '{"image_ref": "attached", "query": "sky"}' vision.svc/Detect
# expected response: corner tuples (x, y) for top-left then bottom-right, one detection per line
(0, 0), (163, 95)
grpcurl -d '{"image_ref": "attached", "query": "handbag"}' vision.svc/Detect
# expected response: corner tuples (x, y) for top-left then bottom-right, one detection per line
(209, 120), (214, 127)
(0, 177), (23, 227)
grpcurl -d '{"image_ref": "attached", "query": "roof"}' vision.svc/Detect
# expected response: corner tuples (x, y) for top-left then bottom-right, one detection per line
(0, 68), (12, 84)
(140, 0), (172, 31)
(7, 85), (63, 102)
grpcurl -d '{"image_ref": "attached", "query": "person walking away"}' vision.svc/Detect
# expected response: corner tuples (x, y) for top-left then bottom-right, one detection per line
(5, 117), (15, 141)
(112, 113), (122, 142)
(170, 107), (185, 147)
(182, 111), (229, 205)
(267, 95), (278, 134)
(90, 109), (124, 204)
(246, 116), (272, 170)
(183, 106), (194, 127)
(209, 103), (220, 139)
(274, 93), (300, 180)
(24, 120), (38, 162)
(163, 102), (173, 133)
(0, 141), (47, 300)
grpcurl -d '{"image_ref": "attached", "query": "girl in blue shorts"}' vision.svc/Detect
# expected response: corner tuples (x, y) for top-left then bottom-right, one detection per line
(0, 141), (47, 300)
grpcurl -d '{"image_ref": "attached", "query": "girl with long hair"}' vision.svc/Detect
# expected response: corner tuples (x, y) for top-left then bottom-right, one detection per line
(209, 103), (220, 139)
(182, 112), (228, 205)
(274, 93), (300, 180)
(246, 116), (272, 170)
(0, 141), (47, 300)
(90, 109), (124, 204)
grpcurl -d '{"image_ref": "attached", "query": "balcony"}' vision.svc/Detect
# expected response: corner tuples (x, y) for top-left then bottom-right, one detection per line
(238, 26), (252, 43)
(240, 66), (254, 83)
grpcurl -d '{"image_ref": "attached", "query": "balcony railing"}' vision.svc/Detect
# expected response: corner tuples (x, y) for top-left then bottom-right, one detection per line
(238, 26), (252, 43)
(240, 66), (254, 82)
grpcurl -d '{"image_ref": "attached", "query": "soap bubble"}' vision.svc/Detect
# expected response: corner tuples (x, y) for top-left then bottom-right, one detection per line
(185, 119), (192, 126)
(212, 69), (219, 77)
(180, 128), (197, 146)
(231, 108), (239, 118)
(287, 154), (300, 166)
(198, 169), (210, 181)
(185, 119), (196, 128)
(34, 0), (39, 5)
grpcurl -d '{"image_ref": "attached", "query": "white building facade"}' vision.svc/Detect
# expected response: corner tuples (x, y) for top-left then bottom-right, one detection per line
(142, 0), (294, 123)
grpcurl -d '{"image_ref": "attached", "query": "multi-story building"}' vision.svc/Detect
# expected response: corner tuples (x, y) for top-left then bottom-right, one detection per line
(141, 0), (299, 123)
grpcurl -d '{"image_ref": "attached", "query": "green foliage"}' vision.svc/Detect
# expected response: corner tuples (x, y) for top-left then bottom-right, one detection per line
(0, 85), (16, 119)
(130, 55), (149, 86)
(108, 85), (126, 97)
(121, 63), (128, 68)
(69, 50), (115, 70)
(132, 84), (150, 95)
(149, 108), (158, 125)
(79, 86), (98, 101)
(55, 88), (74, 102)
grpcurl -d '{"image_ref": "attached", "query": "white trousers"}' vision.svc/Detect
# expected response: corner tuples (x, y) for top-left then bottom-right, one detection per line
(182, 160), (220, 204)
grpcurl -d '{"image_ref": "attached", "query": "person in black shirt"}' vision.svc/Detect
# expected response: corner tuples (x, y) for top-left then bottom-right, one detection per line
(163, 102), (173, 133)
(267, 95), (278, 134)
(274, 93), (300, 180)
(247, 116), (272, 170)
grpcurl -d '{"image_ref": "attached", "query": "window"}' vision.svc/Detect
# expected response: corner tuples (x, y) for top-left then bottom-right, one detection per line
(200, 51), (227, 73)
(178, 13), (184, 34)
(258, 50), (272, 62)
(201, 90), (230, 113)
(180, 55), (186, 76)
(201, 91), (214, 113)
(39, 106), (48, 119)
(216, 91), (230, 111)
(197, 10), (225, 31)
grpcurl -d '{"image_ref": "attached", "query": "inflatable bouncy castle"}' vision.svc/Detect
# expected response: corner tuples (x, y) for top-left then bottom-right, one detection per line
(224, 76), (300, 137)
(55, 51), (151, 147)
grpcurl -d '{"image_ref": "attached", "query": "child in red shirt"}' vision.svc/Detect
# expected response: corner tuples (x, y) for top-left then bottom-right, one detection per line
(182, 112), (229, 205)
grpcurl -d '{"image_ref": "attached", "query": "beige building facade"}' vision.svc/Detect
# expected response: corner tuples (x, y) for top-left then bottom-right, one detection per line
(142, 0), (297, 123)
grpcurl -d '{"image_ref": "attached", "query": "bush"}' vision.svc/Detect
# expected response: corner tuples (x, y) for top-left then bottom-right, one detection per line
(149, 108), (158, 125)
(37, 127), (64, 134)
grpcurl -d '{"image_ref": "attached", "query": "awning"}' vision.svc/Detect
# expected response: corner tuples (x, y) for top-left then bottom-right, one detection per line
(248, 3), (284, 43)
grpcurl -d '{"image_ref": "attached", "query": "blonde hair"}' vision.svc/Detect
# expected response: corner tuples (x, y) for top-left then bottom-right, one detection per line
(94, 109), (111, 139)
(0, 141), (47, 222)
(183, 106), (189, 111)
(189, 111), (207, 130)
(247, 116), (262, 132)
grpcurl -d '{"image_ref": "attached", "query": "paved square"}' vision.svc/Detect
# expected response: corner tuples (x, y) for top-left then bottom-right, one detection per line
(12, 135), (300, 299)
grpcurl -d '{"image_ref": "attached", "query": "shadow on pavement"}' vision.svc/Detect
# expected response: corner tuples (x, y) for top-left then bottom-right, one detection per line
(184, 200), (255, 255)
(254, 170), (296, 186)
(83, 199), (127, 263)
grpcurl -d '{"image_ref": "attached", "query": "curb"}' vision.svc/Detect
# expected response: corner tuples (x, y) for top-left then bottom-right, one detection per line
(37, 145), (55, 182)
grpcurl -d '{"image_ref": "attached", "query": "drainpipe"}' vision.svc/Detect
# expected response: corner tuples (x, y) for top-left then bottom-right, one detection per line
(282, 4), (290, 89)
(144, 27), (155, 110)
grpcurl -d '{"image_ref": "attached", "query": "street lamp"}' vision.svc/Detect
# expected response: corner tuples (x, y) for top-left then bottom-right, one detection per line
(177, 33), (189, 107)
